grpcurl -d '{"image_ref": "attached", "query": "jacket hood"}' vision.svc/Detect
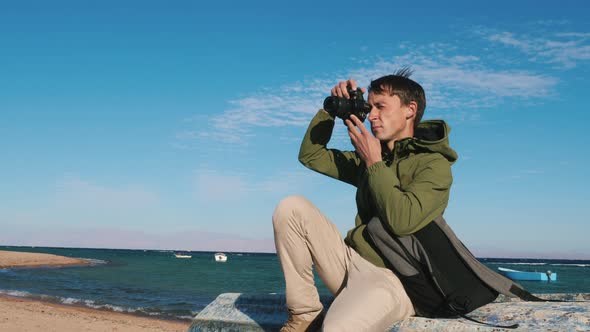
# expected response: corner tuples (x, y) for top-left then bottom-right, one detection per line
(391, 120), (458, 164)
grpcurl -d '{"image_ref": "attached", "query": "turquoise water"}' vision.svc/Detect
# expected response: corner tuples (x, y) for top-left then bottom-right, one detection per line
(1, 246), (589, 321)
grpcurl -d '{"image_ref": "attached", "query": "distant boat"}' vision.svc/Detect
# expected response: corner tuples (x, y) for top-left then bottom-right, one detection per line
(214, 253), (227, 262)
(498, 267), (557, 281)
(174, 253), (192, 259)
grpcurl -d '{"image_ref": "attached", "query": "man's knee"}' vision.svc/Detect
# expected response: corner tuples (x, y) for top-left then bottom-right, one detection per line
(272, 195), (310, 230)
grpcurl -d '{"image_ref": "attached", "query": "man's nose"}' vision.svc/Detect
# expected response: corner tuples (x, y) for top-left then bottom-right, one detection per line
(368, 107), (378, 120)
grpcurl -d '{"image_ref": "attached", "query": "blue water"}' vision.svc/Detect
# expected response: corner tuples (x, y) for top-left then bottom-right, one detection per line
(1, 246), (589, 321)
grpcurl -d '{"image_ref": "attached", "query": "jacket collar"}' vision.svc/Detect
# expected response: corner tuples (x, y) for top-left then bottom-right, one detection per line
(380, 120), (458, 164)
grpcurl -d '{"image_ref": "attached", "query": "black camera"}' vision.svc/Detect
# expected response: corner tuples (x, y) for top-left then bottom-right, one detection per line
(323, 87), (371, 122)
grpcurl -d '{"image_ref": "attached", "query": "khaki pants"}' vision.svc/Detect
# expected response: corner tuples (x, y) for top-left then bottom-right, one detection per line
(273, 196), (415, 332)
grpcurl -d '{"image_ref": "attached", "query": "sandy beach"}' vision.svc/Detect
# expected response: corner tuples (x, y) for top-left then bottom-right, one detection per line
(0, 296), (190, 332)
(0, 250), (191, 332)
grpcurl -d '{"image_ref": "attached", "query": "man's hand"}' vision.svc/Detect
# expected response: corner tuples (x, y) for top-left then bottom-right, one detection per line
(345, 114), (382, 167)
(331, 79), (367, 98)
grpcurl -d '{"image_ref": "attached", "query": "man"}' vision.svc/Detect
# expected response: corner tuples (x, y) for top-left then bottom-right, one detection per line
(272, 69), (458, 331)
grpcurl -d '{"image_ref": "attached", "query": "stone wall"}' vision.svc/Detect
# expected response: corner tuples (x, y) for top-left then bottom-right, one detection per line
(189, 293), (590, 331)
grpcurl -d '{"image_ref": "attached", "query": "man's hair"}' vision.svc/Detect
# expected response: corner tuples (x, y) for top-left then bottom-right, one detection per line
(368, 68), (426, 128)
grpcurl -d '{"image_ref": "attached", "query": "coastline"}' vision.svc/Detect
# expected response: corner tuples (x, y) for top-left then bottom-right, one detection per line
(0, 249), (190, 332)
(0, 249), (91, 268)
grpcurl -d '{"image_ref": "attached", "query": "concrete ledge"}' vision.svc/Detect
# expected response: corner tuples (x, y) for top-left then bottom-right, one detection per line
(188, 293), (590, 331)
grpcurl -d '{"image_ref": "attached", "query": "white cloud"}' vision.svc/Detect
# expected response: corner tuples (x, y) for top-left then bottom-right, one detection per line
(255, 169), (314, 194)
(499, 169), (546, 182)
(193, 168), (312, 202)
(36, 176), (163, 228)
(194, 169), (249, 201)
(178, 28), (570, 145)
(387, 53), (557, 99)
(555, 32), (590, 38)
(487, 32), (531, 49)
(485, 30), (590, 69)
(535, 20), (570, 27)
(185, 57), (554, 144)
(55, 177), (159, 211)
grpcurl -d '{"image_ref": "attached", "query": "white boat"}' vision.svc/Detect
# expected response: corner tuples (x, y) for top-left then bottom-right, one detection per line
(214, 253), (227, 262)
(174, 253), (192, 259)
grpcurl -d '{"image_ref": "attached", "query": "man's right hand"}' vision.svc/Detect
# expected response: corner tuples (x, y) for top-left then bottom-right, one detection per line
(330, 79), (367, 98)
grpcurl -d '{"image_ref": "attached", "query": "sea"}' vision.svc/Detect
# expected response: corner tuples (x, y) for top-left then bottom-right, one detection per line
(1, 245), (589, 322)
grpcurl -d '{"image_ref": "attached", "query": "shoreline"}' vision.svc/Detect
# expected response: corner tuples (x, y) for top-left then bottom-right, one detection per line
(0, 249), (191, 331)
(0, 295), (190, 332)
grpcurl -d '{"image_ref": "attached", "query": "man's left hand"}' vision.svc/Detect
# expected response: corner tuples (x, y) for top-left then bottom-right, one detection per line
(345, 115), (382, 167)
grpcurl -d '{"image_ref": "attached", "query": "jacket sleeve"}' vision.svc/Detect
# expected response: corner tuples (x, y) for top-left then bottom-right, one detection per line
(298, 110), (362, 186)
(366, 154), (452, 236)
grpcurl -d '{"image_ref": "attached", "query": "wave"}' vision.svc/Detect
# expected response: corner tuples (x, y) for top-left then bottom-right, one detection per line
(0, 289), (32, 297)
(82, 258), (108, 265)
(549, 263), (590, 267)
(0, 289), (194, 320)
(486, 262), (548, 266)
(485, 261), (590, 267)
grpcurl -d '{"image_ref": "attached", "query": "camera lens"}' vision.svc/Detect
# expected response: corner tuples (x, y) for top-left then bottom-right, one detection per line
(323, 96), (350, 115)
(323, 89), (369, 122)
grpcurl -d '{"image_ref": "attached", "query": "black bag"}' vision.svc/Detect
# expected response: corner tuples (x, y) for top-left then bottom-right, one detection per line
(366, 219), (497, 318)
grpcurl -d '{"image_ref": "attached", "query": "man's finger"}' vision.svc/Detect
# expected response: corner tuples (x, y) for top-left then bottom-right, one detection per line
(344, 119), (359, 135)
(348, 79), (357, 92)
(339, 81), (349, 98)
(349, 115), (369, 134)
(344, 119), (355, 131)
(348, 130), (357, 144)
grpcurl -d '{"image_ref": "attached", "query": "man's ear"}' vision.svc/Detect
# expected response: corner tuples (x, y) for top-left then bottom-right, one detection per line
(405, 101), (417, 120)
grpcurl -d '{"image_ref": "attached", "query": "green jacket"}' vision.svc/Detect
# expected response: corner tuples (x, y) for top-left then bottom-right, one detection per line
(299, 110), (458, 268)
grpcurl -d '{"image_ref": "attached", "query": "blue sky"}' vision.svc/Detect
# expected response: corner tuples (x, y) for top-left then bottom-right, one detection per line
(1, 1), (589, 258)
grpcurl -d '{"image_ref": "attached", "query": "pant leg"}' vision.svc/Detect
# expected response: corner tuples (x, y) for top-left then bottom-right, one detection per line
(272, 195), (350, 316)
(323, 249), (415, 332)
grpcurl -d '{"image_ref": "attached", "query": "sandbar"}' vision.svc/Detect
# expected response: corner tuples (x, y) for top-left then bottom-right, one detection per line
(0, 250), (91, 268)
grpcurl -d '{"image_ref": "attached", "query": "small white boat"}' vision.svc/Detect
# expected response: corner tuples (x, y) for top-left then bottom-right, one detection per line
(214, 253), (227, 262)
(174, 253), (192, 259)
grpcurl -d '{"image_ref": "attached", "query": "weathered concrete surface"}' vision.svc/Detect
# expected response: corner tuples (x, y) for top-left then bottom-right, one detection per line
(189, 293), (590, 332)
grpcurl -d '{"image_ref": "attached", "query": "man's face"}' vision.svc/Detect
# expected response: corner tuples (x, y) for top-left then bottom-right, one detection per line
(367, 92), (412, 146)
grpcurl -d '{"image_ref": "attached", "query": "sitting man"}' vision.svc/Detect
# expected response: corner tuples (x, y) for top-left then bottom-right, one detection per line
(273, 69), (508, 332)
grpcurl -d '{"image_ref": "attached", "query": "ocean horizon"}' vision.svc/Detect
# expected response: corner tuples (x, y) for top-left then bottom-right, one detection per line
(1, 245), (589, 321)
